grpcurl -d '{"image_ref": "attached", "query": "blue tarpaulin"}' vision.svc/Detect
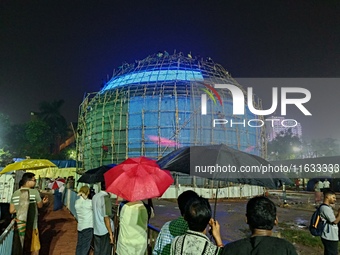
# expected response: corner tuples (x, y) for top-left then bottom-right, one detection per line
(12, 158), (76, 168)
(50, 160), (76, 168)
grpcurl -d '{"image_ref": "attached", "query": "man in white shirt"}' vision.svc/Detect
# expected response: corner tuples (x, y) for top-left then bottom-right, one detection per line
(315, 180), (324, 205)
(75, 185), (93, 255)
(92, 182), (114, 255)
(323, 179), (331, 192)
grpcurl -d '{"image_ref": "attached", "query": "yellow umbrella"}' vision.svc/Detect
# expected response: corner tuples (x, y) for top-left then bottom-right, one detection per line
(0, 159), (57, 174)
(34, 167), (76, 179)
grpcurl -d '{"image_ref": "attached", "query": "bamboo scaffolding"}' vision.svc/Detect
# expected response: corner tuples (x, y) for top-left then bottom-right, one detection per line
(76, 52), (265, 171)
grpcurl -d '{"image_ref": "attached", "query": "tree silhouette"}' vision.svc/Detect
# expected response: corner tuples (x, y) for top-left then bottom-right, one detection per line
(0, 112), (12, 164)
(310, 138), (340, 157)
(6, 120), (53, 158)
(267, 129), (302, 160)
(38, 100), (68, 154)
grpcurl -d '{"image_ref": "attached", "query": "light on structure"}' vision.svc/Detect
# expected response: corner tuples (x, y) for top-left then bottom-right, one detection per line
(76, 51), (266, 170)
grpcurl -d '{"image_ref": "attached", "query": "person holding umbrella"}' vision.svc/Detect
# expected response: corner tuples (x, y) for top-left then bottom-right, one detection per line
(116, 198), (154, 255)
(103, 156), (174, 255)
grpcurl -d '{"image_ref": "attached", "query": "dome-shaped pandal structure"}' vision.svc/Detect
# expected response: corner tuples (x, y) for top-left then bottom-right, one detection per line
(77, 51), (266, 170)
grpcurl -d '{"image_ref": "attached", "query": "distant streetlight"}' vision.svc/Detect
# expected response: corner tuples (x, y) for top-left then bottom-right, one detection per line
(30, 111), (38, 120)
(67, 149), (76, 160)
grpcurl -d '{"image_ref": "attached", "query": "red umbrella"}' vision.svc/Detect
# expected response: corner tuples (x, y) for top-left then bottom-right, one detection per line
(48, 178), (66, 190)
(104, 156), (174, 201)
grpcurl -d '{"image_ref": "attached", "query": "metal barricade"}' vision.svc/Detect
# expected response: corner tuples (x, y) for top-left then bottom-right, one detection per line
(63, 188), (78, 219)
(147, 224), (160, 254)
(0, 219), (15, 255)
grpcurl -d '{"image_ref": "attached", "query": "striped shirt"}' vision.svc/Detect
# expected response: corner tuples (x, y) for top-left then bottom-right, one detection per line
(11, 188), (42, 229)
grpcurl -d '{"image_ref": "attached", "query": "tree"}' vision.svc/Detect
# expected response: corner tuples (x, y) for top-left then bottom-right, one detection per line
(310, 138), (340, 157)
(0, 101), (71, 160)
(6, 123), (26, 158)
(38, 100), (69, 154)
(7, 120), (53, 159)
(0, 148), (11, 166)
(0, 113), (12, 165)
(267, 129), (302, 160)
(0, 113), (11, 148)
(24, 120), (54, 158)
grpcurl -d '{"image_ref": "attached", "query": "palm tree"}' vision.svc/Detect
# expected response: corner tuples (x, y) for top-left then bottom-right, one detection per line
(38, 100), (68, 154)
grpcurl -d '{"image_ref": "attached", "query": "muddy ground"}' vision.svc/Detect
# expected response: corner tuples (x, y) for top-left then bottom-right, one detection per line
(150, 190), (328, 255)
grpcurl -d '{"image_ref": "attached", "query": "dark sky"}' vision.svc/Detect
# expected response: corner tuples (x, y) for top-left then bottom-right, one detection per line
(0, 1), (339, 140)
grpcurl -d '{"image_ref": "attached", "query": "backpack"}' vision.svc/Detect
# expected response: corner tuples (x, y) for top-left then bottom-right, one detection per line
(309, 204), (327, 236)
(104, 193), (113, 217)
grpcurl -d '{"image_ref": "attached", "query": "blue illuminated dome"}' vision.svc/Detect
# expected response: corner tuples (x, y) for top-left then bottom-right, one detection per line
(77, 51), (265, 169)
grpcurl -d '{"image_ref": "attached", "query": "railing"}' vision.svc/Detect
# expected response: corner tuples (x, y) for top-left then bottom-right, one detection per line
(0, 219), (15, 255)
(63, 188), (78, 219)
(147, 224), (160, 254)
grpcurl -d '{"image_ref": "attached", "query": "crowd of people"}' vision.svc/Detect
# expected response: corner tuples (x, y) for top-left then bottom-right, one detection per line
(10, 173), (340, 255)
(75, 181), (154, 255)
(154, 192), (298, 255)
(73, 185), (300, 255)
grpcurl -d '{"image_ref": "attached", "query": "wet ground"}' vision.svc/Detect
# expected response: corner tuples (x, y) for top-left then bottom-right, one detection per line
(150, 190), (324, 255)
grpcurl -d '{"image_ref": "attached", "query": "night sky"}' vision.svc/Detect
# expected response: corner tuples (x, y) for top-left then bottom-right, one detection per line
(0, 1), (339, 140)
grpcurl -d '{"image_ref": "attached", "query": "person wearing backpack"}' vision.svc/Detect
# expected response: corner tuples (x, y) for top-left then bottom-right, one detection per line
(319, 190), (340, 255)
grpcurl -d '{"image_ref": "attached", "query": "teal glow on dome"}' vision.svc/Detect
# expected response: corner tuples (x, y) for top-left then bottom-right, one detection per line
(102, 69), (204, 91)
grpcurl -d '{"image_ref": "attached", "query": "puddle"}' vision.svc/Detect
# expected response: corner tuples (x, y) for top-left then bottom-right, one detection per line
(295, 217), (308, 225)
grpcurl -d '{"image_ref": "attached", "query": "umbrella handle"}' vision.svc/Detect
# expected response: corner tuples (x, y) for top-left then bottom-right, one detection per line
(213, 186), (219, 220)
(207, 186), (219, 242)
(113, 196), (120, 254)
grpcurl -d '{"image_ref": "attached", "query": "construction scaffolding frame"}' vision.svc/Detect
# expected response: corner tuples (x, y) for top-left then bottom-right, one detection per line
(76, 51), (266, 171)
